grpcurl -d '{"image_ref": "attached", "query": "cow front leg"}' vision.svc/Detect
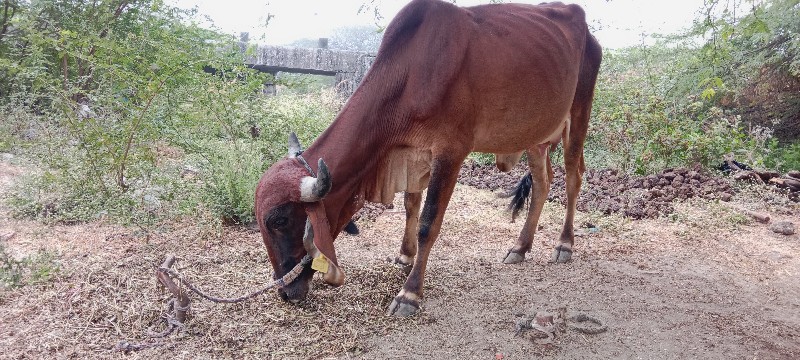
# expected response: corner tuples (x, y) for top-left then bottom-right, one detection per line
(394, 192), (422, 274)
(503, 146), (552, 264)
(388, 156), (461, 317)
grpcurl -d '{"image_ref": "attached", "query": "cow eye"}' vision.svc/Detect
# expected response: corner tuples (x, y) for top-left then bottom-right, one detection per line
(272, 216), (288, 228)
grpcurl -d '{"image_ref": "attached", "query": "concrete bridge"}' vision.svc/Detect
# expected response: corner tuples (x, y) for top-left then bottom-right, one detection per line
(243, 42), (377, 96)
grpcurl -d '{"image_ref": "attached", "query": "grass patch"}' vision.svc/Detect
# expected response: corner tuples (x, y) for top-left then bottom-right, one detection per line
(0, 243), (60, 289)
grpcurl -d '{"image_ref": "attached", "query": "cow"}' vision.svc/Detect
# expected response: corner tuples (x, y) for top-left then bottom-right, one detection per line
(255, 0), (602, 317)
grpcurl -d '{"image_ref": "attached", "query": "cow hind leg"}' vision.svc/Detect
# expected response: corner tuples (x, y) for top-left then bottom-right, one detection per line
(503, 145), (552, 264)
(554, 106), (590, 263)
(393, 191), (422, 274)
(553, 33), (601, 263)
(388, 154), (464, 317)
(553, 143), (581, 263)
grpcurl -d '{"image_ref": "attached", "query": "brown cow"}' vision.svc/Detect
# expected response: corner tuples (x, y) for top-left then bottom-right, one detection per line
(255, 0), (602, 317)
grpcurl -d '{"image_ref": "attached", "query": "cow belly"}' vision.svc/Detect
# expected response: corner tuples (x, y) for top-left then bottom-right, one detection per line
(366, 147), (432, 204)
(473, 113), (569, 154)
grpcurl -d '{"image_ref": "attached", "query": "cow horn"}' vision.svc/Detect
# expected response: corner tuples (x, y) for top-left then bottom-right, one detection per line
(288, 132), (303, 158)
(299, 158), (331, 202)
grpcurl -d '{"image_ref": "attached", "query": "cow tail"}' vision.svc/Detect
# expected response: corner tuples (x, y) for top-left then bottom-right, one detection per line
(498, 172), (533, 222)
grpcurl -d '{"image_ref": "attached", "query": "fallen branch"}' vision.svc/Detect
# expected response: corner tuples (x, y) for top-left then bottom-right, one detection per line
(781, 177), (800, 191)
(155, 255), (190, 324)
(733, 171), (764, 184)
(727, 205), (771, 224)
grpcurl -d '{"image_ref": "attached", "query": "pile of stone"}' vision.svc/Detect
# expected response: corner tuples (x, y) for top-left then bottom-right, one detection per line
(458, 162), (737, 219)
(564, 167), (735, 219)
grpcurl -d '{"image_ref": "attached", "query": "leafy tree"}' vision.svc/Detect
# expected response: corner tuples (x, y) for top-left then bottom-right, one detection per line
(0, 0), (279, 225)
(685, 0), (800, 142)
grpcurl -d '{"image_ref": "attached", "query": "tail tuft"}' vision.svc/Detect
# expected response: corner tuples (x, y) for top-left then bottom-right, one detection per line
(500, 172), (532, 222)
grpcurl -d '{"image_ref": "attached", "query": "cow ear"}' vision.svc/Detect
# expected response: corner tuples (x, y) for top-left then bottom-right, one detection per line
(288, 132), (303, 158)
(303, 202), (345, 286)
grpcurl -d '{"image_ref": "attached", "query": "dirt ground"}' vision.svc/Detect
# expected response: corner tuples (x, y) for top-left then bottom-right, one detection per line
(1, 156), (799, 359)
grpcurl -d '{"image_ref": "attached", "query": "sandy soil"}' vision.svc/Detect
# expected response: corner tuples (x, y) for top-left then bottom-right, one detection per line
(1, 156), (799, 359)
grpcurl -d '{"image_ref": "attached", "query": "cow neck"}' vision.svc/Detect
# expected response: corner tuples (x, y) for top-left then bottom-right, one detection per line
(303, 74), (409, 234)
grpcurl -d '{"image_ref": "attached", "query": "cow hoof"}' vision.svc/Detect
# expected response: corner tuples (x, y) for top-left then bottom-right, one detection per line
(388, 256), (413, 275)
(502, 250), (525, 264)
(387, 296), (420, 317)
(551, 244), (573, 263)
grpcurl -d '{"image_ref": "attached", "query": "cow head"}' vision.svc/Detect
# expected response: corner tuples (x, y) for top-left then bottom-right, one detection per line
(255, 133), (345, 303)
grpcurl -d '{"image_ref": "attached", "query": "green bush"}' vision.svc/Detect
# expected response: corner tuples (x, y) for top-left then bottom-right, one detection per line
(5, 87), (341, 226)
(194, 90), (340, 224)
(584, 39), (797, 174)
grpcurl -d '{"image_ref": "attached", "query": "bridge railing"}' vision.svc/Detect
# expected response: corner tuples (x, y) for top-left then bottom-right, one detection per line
(243, 44), (376, 97)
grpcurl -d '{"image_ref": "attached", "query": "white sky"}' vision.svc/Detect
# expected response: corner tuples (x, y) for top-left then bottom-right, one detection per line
(172, 0), (707, 49)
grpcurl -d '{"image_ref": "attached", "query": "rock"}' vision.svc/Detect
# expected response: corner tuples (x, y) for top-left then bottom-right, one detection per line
(535, 312), (555, 326)
(769, 221), (796, 235)
(625, 206), (644, 219)
(763, 250), (791, 262)
(180, 166), (200, 179)
(718, 192), (733, 202)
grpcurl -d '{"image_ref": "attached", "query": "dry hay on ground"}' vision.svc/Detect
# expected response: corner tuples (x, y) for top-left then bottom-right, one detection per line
(2, 157), (800, 359)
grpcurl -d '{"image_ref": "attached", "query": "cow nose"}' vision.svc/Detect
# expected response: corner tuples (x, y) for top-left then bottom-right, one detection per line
(279, 289), (289, 301)
(278, 285), (308, 304)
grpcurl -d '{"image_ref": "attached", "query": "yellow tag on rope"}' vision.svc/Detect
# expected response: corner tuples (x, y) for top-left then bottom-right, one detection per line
(311, 254), (329, 273)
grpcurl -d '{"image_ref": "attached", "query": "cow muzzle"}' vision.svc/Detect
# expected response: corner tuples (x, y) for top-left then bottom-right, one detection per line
(278, 274), (311, 303)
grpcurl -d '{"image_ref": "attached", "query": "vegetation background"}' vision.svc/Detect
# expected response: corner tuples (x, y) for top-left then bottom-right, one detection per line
(0, 0), (798, 285)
